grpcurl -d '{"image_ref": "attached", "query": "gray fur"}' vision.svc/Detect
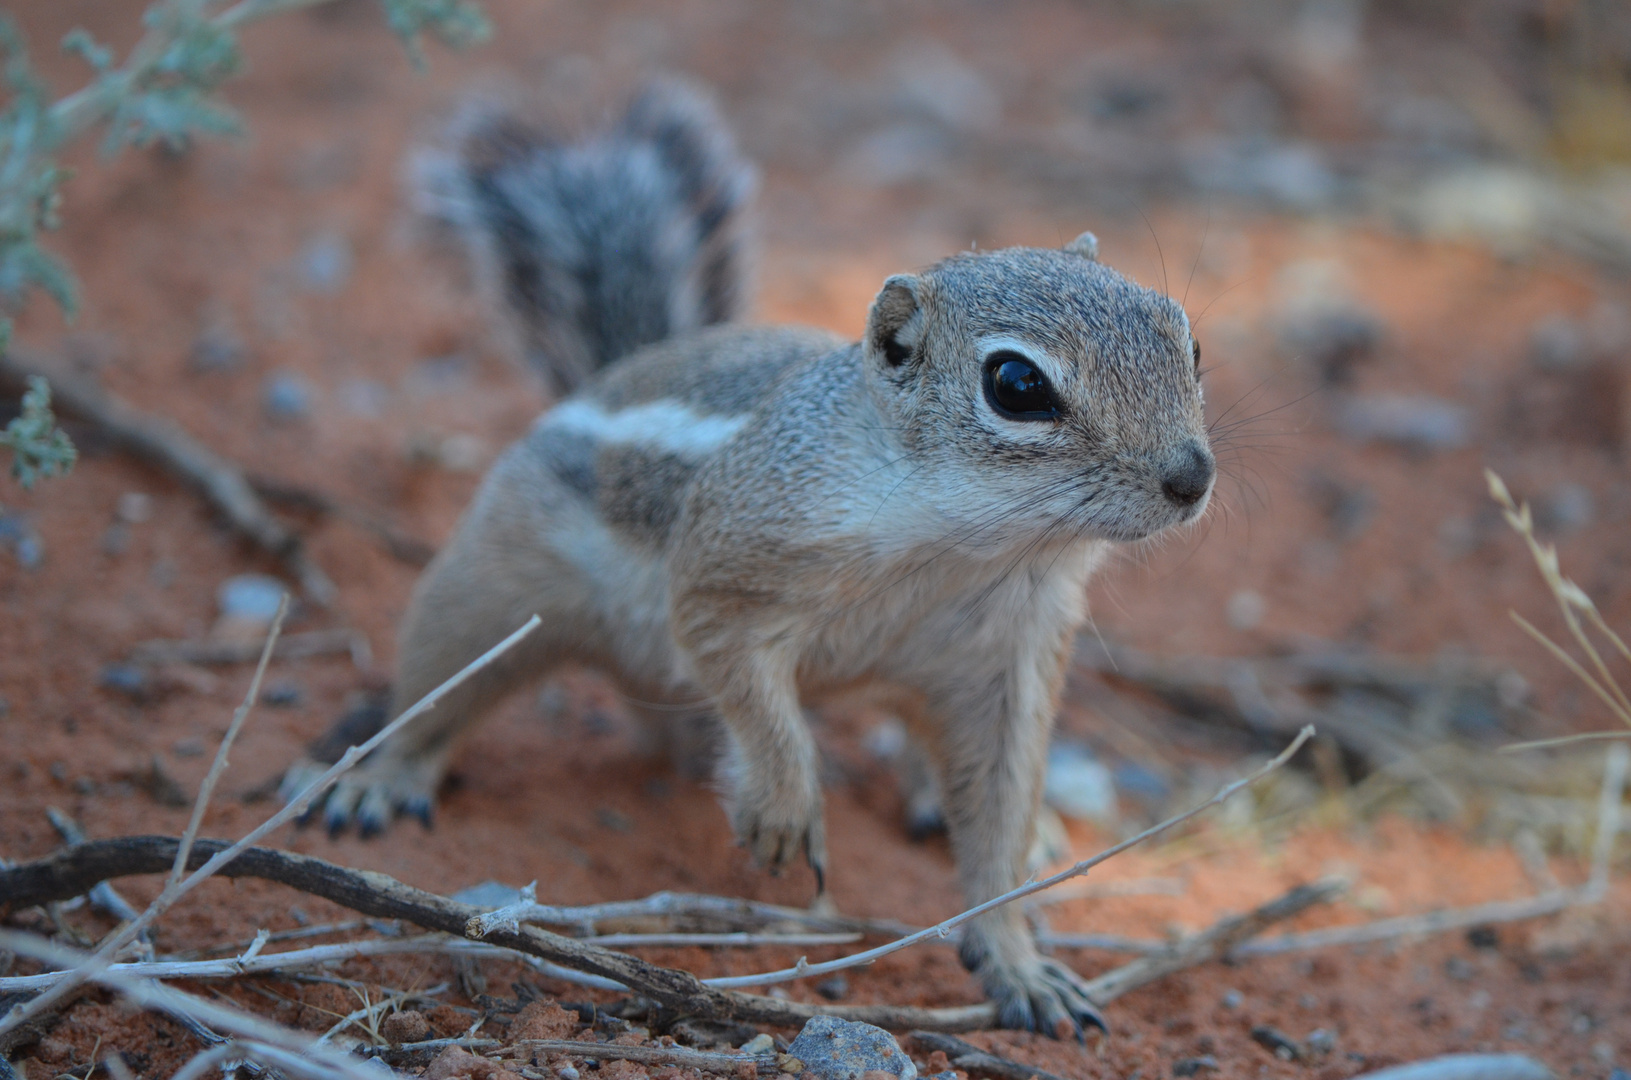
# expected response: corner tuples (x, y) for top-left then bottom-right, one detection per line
(289, 87), (1215, 1039)
(414, 80), (756, 395)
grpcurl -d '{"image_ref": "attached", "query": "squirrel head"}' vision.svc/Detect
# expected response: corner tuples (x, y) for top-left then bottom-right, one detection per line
(861, 233), (1213, 545)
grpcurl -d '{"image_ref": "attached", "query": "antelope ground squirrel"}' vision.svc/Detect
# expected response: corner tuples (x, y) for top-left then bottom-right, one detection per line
(282, 81), (1215, 1037)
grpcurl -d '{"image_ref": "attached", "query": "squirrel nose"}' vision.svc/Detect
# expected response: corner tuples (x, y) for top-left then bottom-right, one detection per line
(1160, 441), (1215, 507)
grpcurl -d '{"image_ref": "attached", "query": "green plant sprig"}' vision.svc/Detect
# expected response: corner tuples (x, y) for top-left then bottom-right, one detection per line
(0, 0), (489, 487)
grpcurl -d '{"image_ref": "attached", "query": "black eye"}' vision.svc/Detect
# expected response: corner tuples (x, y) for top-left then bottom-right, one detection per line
(1191, 338), (1202, 376)
(983, 351), (1062, 421)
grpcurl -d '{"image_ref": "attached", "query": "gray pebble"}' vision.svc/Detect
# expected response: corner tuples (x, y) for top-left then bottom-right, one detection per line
(1533, 483), (1595, 535)
(1335, 394), (1470, 451)
(816, 975), (849, 1001)
(0, 512), (42, 569)
(787, 1016), (916, 1080)
(298, 232), (353, 293)
(262, 371), (315, 422)
(217, 574), (288, 624)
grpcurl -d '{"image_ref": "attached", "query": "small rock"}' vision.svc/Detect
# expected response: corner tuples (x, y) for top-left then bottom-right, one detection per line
(840, 124), (951, 187)
(510, 1001), (579, 1041)
(101, 522), (132, 557)
(1306, 1029), (1336, 1057)
(740, 1033), (775, 1054)
(298, 232), (354, 293)
(117, 492), (153, 524)
(1533, 483), (1595, 535)
(100, 664), (150, 700)
(1335, 394), (1470, 451)
(381, 1009), (431, 1045)
(1530, 316), (1588, 372)
(890, 41), (1001, 133)
(0, 511), (43, 569)
(556, 1068), (580, 1080)
(1279, 306), (1384, 385)
(1219, 989), (1243, 1010)
(786, 1016), (917, 1080)
(1443, 956), (1475, 981)
(1172, 1057), (1218, 1077)
(1044, 742), (1118, 823)
(217, 574), (289, 625)
(262, 371), (315, 422)
(1226, 589), (1265, 630)
(190, 314), (247, 373)
(1250, 1025), (1303, 1061)
(816, 975), (849, 1001)
(262, 682), (304, 708)
(425, 1046), (521, 1080)
(339, 378), (390, 418)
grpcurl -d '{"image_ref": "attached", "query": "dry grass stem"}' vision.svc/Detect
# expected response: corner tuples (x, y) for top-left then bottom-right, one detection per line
(1486, 469), (1631, 745)
(170, 592), (289, 887)
(692, 726), (1313, 989)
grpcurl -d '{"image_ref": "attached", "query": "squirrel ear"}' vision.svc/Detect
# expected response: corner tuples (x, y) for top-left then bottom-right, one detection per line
(866, 274), (925, 368)
(1064, 231), (1099, 261)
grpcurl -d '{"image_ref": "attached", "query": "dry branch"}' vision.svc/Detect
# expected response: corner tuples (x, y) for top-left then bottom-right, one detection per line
(0, 931), (381, 1080)
(907, 1032), (1073, 1080)
(0, 351), (336, 605)
(1080, 878), (1347, 1002)
(0, 835), (1334, 1032)
(250, 474), (436, 567)
(129, 629), (371, 669)
(1074, 638), (1526, 773)
(520, 1040), (779, 1074)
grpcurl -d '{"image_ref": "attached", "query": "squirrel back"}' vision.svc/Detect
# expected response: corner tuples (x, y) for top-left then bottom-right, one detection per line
(413, 80), (757, 395)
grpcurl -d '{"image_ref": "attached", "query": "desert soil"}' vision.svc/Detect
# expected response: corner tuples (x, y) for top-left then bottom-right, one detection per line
(2, 2), (1629, 1079)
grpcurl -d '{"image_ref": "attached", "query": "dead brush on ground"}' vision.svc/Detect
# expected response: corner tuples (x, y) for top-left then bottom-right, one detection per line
(0, 601), (1625, 1079)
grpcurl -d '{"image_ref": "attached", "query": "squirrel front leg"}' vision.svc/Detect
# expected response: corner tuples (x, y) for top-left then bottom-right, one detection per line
(929, 635), (1107, 1038)
(693, 644), (828, 888)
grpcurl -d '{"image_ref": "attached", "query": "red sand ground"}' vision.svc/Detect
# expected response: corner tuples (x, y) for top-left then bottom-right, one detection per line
(2, 2), (1629, 1078)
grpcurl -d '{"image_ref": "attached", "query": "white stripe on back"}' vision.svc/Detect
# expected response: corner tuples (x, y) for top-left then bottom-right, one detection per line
(541, 398), (748, 457)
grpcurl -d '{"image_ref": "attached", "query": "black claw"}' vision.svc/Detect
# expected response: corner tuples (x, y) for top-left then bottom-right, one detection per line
(357, 814), (384, 840)
(324, 809), (350, 838)
(810, 859), (826, 896)
(404, 797), (434, 830)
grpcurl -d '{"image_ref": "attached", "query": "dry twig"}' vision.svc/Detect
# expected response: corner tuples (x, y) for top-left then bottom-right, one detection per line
(684, 727), (1313, 990)
(520, 1040), (779, 1073)
(171, 592), (288, 887)
(907, 1032), (1073, 1080)
(129, 629), (371, 669)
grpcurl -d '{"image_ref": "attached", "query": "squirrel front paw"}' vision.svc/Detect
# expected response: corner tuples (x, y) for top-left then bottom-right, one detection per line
(727, 768), (827, 886)
(960, 929), (1107, 1040)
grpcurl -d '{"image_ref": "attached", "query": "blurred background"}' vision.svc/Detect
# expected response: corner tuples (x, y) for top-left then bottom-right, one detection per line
(1, 1), (1630, 1074)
